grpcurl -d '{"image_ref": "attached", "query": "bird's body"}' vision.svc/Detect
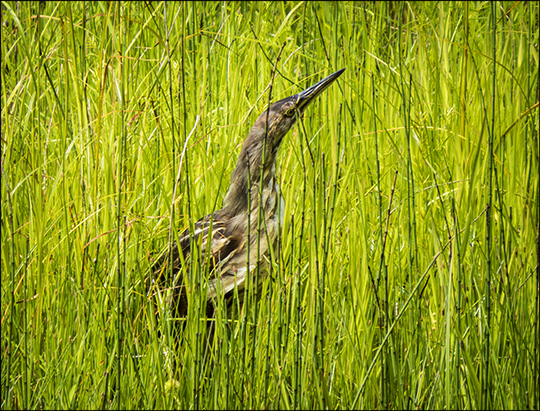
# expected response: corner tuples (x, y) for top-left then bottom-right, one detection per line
(154, 68), (344, 320)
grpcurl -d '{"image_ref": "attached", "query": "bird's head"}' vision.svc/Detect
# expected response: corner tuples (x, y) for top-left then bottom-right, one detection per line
(237, 68), (345, 171)
(247, 68), (346, 158)
(223, 68), (345, 215)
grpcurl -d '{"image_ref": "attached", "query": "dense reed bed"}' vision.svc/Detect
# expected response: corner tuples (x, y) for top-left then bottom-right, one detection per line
(2, 1), (538, 409)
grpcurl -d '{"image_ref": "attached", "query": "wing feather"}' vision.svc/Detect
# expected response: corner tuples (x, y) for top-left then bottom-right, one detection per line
(153, 211), (245, 317)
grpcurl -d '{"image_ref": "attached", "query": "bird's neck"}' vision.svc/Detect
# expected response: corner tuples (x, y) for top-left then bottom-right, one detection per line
(222, 156), (279, 217)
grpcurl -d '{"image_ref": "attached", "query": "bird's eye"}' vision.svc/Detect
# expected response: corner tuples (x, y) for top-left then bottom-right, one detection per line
(285, 108), (296, 117)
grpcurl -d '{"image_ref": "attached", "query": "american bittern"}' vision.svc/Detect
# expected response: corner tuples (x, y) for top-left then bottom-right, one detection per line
(154, 68), (345, 321)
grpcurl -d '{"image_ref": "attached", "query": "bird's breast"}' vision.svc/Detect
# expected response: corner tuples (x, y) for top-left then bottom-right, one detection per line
(206, 172), (284, 299)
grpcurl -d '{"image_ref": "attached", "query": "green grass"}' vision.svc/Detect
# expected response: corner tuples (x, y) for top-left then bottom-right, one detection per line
(1, 1), (538, 409)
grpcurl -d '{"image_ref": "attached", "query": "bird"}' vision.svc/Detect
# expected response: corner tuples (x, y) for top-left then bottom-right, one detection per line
(154, 68), (345, 325)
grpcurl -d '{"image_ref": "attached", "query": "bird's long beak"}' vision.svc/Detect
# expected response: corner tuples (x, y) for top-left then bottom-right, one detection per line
(296, 68), (345, 112)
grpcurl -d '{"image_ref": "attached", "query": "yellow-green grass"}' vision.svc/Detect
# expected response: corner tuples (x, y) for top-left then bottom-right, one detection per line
(1, 1), (538, 409)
